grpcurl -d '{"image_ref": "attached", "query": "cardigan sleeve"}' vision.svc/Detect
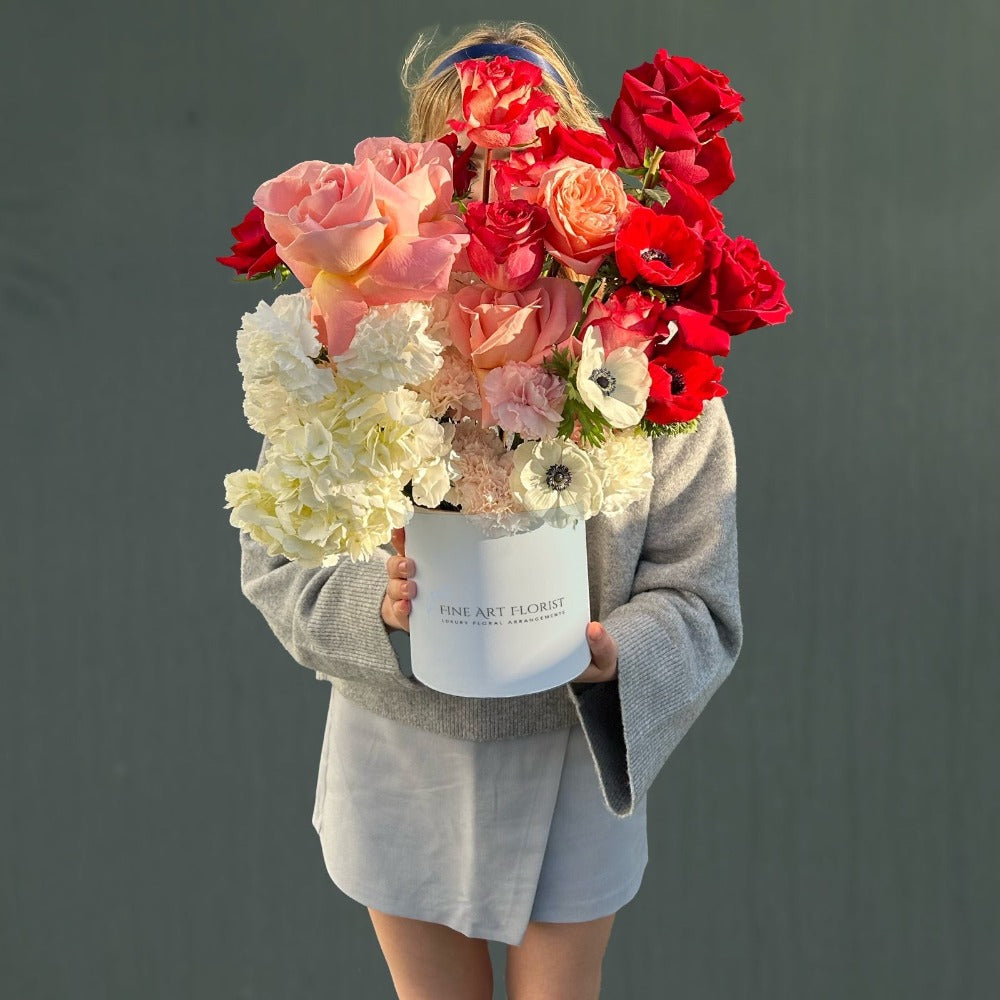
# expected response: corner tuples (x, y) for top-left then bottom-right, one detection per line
(569, 395), (744, 818)
(237, 438), (424, 690)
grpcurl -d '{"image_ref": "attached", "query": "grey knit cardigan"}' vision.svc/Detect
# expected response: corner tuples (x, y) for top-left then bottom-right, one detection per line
(238, 395), (743, 818)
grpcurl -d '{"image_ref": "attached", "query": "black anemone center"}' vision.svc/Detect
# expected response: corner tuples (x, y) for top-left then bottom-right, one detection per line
(640, 247), (673, 266)
(589, 366), (617, 396)
(545, 463), (572, 491)
(666, 366), (686, 394)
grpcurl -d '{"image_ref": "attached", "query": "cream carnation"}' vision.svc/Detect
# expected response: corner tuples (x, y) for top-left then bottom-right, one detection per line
(584, 428), (654, 516)
(224, 374), (459, 565)
(330, 301), (444, 391)
(235, 291), (336, 434)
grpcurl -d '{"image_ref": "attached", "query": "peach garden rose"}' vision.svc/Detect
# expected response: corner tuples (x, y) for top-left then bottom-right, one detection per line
(513, 160), (631, 278)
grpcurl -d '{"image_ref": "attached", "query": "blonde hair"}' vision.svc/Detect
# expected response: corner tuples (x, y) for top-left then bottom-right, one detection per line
(400, 21), (605, 143)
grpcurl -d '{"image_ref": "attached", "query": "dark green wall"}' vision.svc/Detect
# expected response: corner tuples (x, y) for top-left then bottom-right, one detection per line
(3, 1), (996, 997)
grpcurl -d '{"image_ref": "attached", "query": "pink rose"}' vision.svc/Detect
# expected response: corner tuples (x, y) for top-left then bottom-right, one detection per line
(446, 56), (560, 149)
(447, 277), (583, 428)
(482, 361), (567, 439)
(252, 148), (468, 356)
(464, 198), (548, 291)
(582, 289), (671, 354)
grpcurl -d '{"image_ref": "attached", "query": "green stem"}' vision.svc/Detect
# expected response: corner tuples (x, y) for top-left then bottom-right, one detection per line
(482, 148), (492, 205)
(569, 273), (603, 339)
(638, 147), (665, 205)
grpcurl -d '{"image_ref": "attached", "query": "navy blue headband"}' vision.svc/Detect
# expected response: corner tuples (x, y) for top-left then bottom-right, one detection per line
(430, 42), (567, 89)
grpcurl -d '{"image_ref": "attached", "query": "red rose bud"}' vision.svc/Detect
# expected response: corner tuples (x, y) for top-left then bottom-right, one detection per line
(644, 337), (727, 425)
(446, 56), (560, 149)
(216, 205), (282, 277)
(615, 206), (706, 287)
(464, 198), (549, 291)
(437, 131), (479, 199)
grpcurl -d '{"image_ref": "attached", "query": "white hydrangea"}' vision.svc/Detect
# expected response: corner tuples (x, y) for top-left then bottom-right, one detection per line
(224, 375), (460, 566)
(508, 437), (604, 524)
(331, 301), (445, 392)
(576, 324), (652, 429)
(584, 428), (654, 516)
(243, 378), (300, 436)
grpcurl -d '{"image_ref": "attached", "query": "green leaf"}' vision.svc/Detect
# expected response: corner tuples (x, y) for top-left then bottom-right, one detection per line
(642, 186), (672, 207)
(639, 415), (701, 437)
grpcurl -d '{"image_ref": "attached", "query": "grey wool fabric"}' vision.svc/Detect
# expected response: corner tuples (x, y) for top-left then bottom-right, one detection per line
(238, 394), (743, 818)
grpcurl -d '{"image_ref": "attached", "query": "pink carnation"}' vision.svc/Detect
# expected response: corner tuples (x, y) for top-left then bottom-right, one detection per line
(482, 362), (567, 439)
(413, 347), (482, 419)
(445, 420), (517, 515)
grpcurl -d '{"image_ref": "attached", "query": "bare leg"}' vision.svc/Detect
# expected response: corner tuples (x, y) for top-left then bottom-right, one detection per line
(505, 913), (616, 1000)
(367, 906), (494, 1000)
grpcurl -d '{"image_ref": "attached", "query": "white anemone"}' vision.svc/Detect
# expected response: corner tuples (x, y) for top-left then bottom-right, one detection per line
(575, 324), (652, 429)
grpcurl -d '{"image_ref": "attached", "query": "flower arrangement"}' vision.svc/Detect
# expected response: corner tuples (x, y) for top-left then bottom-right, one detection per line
(220, 48), (791, 567)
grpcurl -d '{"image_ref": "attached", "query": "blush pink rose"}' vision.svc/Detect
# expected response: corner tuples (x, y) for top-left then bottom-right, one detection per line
(447, 277), (582, 428)
(482, 361), (567, 439)
(252, 146), (469, 356)
(352, 135), (456, 222)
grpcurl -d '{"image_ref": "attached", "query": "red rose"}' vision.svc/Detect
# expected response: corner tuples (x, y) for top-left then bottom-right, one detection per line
(714, 235), (791, 333)
(436, 131), (479, 199)
(614, 205), (706, 286)
(216, 205), (281, 277)
(464, 198), (549, 291)
(600, 50), (742, 158)
(494, 123), (617, 200)
(686, 233), (792, 335)
(446, 56), (560, 149)
(644, 336), (727, 424)
(644, 49), (744, 140)
(599, 50), (739, 199)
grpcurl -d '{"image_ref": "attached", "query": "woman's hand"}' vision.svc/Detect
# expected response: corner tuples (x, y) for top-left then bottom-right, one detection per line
(381, 527), (416, 633)
(573, 622), (619, 683)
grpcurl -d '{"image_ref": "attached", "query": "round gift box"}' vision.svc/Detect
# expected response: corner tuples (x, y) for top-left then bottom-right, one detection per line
(403, 505), (592, 698)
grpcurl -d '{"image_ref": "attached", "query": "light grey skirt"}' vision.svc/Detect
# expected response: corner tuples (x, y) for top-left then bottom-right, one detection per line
(311, 685), (648, 947)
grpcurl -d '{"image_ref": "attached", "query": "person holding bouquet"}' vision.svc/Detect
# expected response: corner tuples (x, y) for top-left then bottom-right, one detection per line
(228, 17), (788, 999)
